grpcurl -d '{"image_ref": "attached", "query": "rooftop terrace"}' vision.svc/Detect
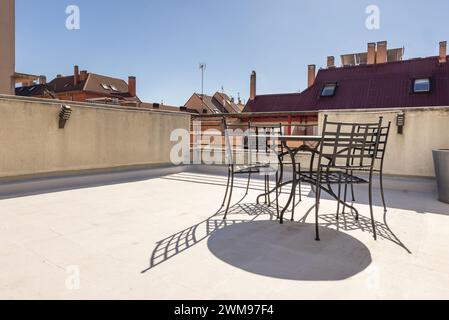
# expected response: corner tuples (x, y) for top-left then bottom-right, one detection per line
(0, 95), (448, 300)
(1, 166), (448, 300)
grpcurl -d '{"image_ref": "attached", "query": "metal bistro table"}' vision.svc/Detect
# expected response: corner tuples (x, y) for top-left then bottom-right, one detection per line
(265, 135), (361, 225)
(277, 135), (322, 224)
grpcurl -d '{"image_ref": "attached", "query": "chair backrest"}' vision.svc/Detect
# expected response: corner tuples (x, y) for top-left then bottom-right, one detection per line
(375, 122), (391, 161)
(222, 119), (283, 166)
(221, 117), (239, 165)
(248, 123), (283, 153)
(353, 122), (391, 166)
(317, 115), (383, 171)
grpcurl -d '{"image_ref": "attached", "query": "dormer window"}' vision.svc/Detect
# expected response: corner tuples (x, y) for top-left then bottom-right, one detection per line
(320, 83), (337, 97)
(413, 78), (431, 93)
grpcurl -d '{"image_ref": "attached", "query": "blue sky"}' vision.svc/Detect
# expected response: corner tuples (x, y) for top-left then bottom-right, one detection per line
(15, 0), (449, 106)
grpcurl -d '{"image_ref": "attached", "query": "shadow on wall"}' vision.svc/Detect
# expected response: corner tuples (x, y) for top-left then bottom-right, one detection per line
(207, 221), (372, 281)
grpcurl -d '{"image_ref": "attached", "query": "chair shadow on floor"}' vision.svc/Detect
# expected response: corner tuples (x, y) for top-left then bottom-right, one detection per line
(207, 220), (372, 281)
(143, 173), (407, 280)
(141, 203), (278, 274)
(296, 196), (412, 254)
(142, 201), (373, 281)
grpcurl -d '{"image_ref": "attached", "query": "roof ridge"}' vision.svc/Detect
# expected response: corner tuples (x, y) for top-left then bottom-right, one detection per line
(319, 55), (440, 72)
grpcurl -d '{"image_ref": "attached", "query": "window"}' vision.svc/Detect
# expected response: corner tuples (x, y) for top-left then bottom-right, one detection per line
(101, 83), (111, 90)
(320, 83), (337, 97)
(413, 78), (430, 93)
(110, 85), (119, 91)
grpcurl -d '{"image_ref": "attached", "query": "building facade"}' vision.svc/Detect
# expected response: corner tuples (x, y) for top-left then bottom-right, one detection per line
(0, 0), (15, 95)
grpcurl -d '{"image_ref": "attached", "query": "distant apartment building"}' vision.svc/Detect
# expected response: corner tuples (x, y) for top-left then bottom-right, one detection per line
(244, 41), (449, 114)
(16, 65), (141, 107)
(184, 92), (245, 114)
(14, 65), (187, 112)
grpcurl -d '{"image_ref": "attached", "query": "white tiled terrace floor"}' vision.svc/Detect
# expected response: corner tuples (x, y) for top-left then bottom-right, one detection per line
(1, 168), (449, 299)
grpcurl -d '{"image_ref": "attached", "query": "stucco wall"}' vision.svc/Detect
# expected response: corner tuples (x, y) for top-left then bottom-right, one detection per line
(319, 107), (449, 178)
(0, 96), (190, 178)
(0, 0), (15, 95)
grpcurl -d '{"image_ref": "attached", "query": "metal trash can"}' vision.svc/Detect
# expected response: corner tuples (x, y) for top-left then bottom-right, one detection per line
(433, 149), (449, 204)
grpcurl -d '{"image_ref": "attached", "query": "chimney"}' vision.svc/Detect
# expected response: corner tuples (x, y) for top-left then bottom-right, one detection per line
(367, 42), (376, 65)
(250, 71), (256, 100)
(39, 75), (46, 85)
(307, 65), (316, 88)
(80, 70), (88, 81)
(376, 41), (387, 64)
(74, 65), (80, 85)
(439, 41), (447, 63)
(57, 74), (62, 78)
(327, 56), (335, 68)
(128, 76), (136, 97)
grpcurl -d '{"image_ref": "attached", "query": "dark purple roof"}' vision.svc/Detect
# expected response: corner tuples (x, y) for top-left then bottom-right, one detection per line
(244, 56), (449, 113)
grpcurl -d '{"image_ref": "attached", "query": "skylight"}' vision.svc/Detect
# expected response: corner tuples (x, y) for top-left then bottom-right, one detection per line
(413, 78), (431, 93)
(320, 83), (337, 97)
(101, 84), (111, 90)
(110, 85), (119, 91)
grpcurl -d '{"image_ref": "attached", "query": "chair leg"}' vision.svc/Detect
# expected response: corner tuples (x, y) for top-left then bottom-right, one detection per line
(369, 174), (377, 240)
(267, 175), (271, 206)
(350, 170), (356, 202)
(297, 164), (302, 202)
(275, 172), (280, 219)
(291, 182), (296, 221)
(380, 169), (387, 213)
(315, 185), (321, 241)
(264, 176), (268, 204)
(224, 169), (234, 220)
(245, 172), (252, 196)
(351, 182), (356, 202)
(336, 182), (342, 220)
(221, 167), (231, 208)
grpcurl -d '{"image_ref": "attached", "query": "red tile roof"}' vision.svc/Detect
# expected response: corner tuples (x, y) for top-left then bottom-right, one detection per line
(47, 75), (86, 93)
(244, 56), (449, 113)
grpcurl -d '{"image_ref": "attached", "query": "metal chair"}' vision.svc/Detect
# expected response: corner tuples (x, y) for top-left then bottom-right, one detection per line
(221, 119), (282, 220)
(296, 115), (384, 241)
(344, 122), (392, 213)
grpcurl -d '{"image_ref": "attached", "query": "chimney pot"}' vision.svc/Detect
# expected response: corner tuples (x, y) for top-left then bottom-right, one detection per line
(74, 65), (80, 85)
(439, 41), (447, 63)
(367, 42), (376, 65)
(327, 56), (335, 68)
(128, 76), (137, 97)
(307, 65), (316, 88)
(39, 75), (46, 85)
(80, 70), (88, 81)
(250, 71), (257, 100)
(376, 41), (387, 64)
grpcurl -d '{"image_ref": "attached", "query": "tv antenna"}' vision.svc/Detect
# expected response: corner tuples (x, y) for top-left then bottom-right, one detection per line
(199, 63), (207, 99)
